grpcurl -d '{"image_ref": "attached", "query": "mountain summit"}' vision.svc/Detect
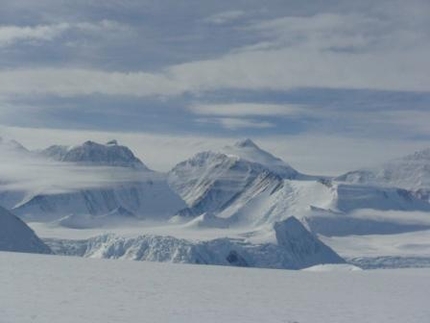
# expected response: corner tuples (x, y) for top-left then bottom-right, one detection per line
(41, 140), (149, 170)
(233, 138), (260, 149)
(221, 139), (299, 179)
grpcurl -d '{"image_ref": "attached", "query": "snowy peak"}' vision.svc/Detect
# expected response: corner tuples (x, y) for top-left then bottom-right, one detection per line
(233, 138), (259, 149)
(221, 139), (299, 179)
(168, 138), (301, 216)
(41, 140), (149, 170)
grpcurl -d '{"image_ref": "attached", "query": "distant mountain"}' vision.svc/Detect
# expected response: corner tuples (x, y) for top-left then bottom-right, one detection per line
(41, 140), (149, 170)
(0, 137), (28, 153)
(0, 205), (51, 254)
(2, 137), (430, 238)
(336, 148), (430, 192)
(0, 138), (33, 210)
(335, 147), (430, 207)
(221, 139), (300, 179)
(168, 139), (294, 217)
(169, 140), (430, 236)
(7, 140), (186, 223)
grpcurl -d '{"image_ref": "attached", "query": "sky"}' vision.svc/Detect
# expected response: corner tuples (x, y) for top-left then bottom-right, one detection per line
(0, 0), (429, 175)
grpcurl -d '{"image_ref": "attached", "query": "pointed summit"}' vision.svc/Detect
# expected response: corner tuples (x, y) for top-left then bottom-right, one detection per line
(274, 216), (345, 267)
(233, 138), (259, 149)
(222, 139), (299, 179)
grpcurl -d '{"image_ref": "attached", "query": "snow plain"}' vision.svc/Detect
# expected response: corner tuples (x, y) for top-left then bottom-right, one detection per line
(1, 251), (430, 323)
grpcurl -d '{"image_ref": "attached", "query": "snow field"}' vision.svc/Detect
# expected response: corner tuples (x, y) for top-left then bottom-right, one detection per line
(1, 251), (430, 323)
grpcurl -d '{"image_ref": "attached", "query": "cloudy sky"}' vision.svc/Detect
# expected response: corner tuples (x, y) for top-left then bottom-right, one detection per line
(0, 0), (429, 174)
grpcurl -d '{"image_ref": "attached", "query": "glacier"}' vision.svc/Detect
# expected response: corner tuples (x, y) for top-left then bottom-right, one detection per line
(44, 216), (344, 270)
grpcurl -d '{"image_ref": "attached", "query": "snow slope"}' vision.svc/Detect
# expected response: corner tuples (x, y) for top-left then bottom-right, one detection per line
(0, 206), (51, 254)
(1, 251), (430, 323)
(206, 177), (430, 236)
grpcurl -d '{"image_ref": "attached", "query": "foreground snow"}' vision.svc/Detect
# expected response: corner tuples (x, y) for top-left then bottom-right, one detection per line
(1, 252), (429, 323)
(28, 209), (430, 269)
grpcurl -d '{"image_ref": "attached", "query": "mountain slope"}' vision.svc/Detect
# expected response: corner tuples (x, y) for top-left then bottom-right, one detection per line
(169, 140), (430, 235)
(0, 205), (51, 254)
(220, 139), (299, 179)
(212, 175), (430, 234)
(11, 140), (186, 223)
(168, 139), (298, 217)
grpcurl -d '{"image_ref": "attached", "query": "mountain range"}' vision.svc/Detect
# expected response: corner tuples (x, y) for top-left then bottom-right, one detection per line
(1, 136), (429, 227)
(0, 136), (429, 268)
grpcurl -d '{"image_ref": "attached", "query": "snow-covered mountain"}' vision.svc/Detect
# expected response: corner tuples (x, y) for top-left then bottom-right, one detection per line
(168, 139), (300, 217)
(336, 148), (430, 192)
(0, 205), (51, 254)
(41, 140), (149, 170)
(0, 136), (28, 153)
(221, 139), (300, 179)
(1, 140), (186, 223)
(3, 137), (426, 236)
(0, 137), (35, 210)
(168, 141), (430, 237)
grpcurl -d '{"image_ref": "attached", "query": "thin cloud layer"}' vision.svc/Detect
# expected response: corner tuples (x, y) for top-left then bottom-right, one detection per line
(189, 103), (305, 117)
(0, 141), (165, 195)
